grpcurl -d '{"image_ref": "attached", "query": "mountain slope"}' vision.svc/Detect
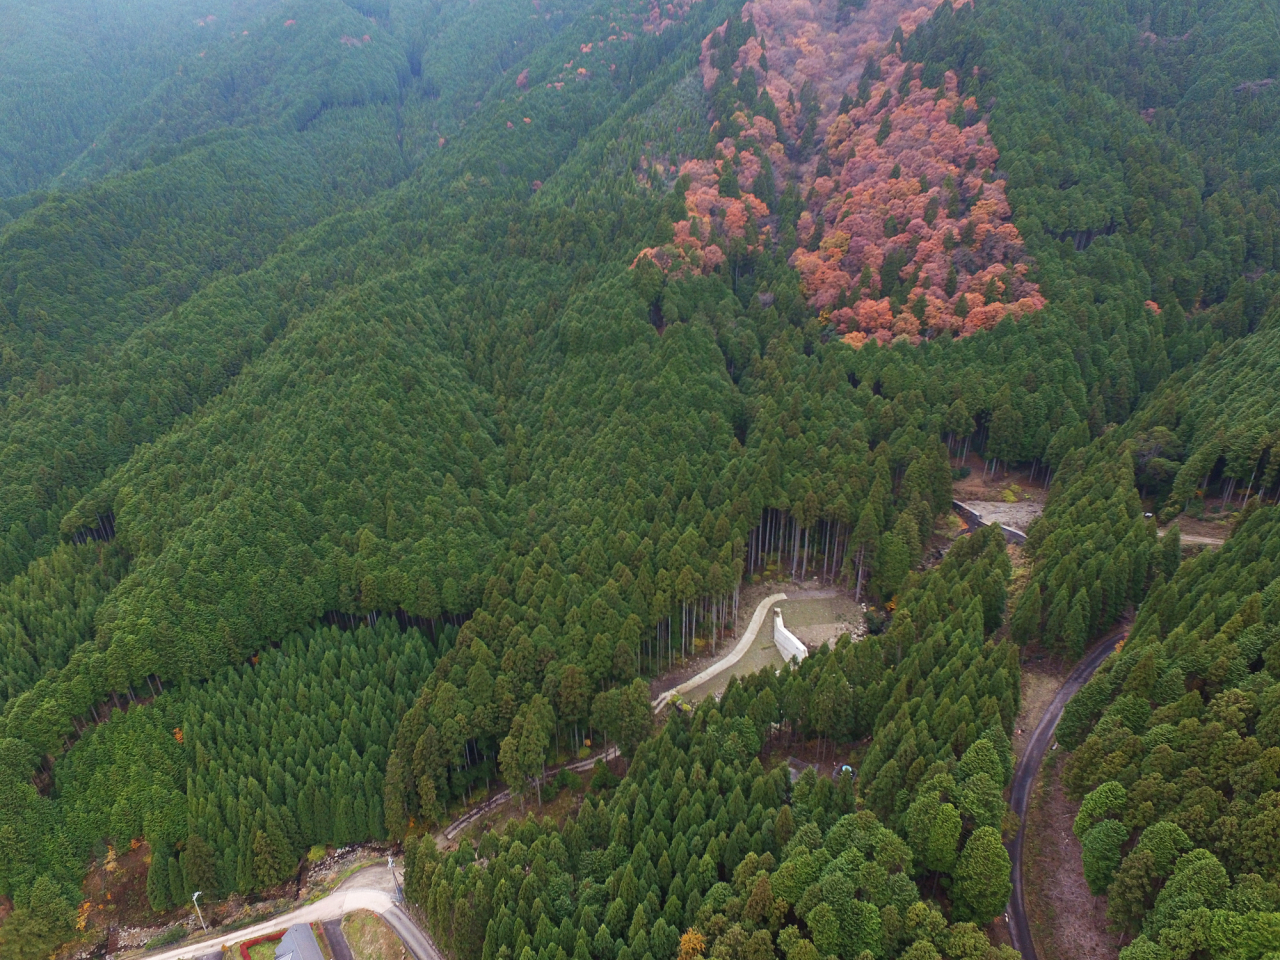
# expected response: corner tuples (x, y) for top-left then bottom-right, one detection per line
(4, 0), (1280, 956)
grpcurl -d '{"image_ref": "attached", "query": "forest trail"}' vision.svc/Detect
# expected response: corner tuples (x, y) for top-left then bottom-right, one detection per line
(133, 863), (442, 960)
(435, 745), (619, 845)
(1158, 525), (1226, 548)
(438, 588), (794, 848)
(1006, 631), (1123, 960)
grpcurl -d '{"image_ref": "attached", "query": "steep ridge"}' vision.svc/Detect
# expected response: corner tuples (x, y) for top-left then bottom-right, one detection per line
(636, 0), (1045, 343)
(5, 0), (1280, 956)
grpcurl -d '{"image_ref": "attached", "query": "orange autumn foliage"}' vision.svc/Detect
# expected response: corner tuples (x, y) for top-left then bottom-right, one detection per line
(632, 154), (770, 278)
(677, 931), (706, 960)
(791, 53), (1047, 343)
(738, 0), (1043, 343)
(644, 0), (699, 34)
(632, 0), (1045, 346)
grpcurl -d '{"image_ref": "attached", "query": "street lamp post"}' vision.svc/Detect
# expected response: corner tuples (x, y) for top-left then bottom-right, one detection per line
(388, 856), (402, 902)
(192, 891), (207, 932)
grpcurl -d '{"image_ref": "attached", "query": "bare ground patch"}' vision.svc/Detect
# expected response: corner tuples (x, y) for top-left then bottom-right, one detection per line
(957, 499), (1045, 531)
(1159, 515), (1231, 549)
(1023, 752), (1116, 960)
(1012, 655), (1071, 762)
(777, 592), (865, 649)
(341, 911), (406, 960)
(951, 452), (1049, 503)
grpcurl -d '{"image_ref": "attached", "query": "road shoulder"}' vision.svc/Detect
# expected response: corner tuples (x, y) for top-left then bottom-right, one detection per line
(1007, 633), (1121, 960)
(1021, 750), (1115, 960)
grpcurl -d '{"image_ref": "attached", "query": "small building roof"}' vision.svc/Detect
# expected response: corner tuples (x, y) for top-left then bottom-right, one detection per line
(275, 924), (325, 960)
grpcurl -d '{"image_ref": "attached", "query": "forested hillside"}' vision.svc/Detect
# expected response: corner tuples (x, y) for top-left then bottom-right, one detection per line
(0, 0), (280, 199)
(403, 525), (1023, 960)
(1056, 506), (1280, 955)
(3, 0), (1280, 956)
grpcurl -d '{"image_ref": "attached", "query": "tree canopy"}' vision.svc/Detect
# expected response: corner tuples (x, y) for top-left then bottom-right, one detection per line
(4, 0), (1280, 954)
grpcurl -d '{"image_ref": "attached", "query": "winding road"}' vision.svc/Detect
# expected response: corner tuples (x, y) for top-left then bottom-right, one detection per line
(447, 589), (795, 841)
(134, 590), (808, 960)
(1006, 631), (1123, 960)
(439, 745), (618, 843)
(141, 862), (442, 960)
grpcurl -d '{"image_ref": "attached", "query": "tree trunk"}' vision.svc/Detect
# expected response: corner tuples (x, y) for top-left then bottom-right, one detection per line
(711, 598), (717, 655)
(824, 521), (833, 582)
(778, 512), (785, 570)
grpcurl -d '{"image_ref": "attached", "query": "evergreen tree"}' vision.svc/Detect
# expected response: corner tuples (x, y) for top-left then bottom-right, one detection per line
(951, 828), (1011, 925)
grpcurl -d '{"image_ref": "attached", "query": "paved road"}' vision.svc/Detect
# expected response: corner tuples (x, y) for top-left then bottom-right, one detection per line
(651, 592), (788, 710)
(1006, 630), (1123, 960)
(381, 906), (443, 960)
(320, 920), (354, 960)
(134, 864), (443, 960)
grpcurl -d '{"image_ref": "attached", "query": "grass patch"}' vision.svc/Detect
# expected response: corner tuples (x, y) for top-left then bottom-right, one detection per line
(341, 911), (406, 960)
(144, 928), (188, 950)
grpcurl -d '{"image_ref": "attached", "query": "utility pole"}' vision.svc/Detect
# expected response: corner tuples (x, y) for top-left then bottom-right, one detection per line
(192, 891), (207, 932)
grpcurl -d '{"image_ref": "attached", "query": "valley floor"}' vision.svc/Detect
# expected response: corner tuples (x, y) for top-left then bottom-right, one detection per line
(1021, 752), (1116, 960)
(1013, 653), (1117, 960)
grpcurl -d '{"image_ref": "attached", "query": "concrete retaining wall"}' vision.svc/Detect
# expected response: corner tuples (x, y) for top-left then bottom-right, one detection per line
(652, 592), (788, 710)
(772, 608), (808, 662)
(952, 500), (1027, 544)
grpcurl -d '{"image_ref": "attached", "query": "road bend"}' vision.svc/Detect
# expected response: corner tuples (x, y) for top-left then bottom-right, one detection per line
(137, 863), (444, 960)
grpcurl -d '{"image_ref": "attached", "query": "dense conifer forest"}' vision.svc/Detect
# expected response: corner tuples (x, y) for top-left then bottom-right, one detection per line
(2, 0), (1280, 957)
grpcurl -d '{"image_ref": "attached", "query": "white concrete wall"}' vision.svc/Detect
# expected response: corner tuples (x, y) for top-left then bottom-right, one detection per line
(772, 608), (807, 662)
(652, 592), (787, 710)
